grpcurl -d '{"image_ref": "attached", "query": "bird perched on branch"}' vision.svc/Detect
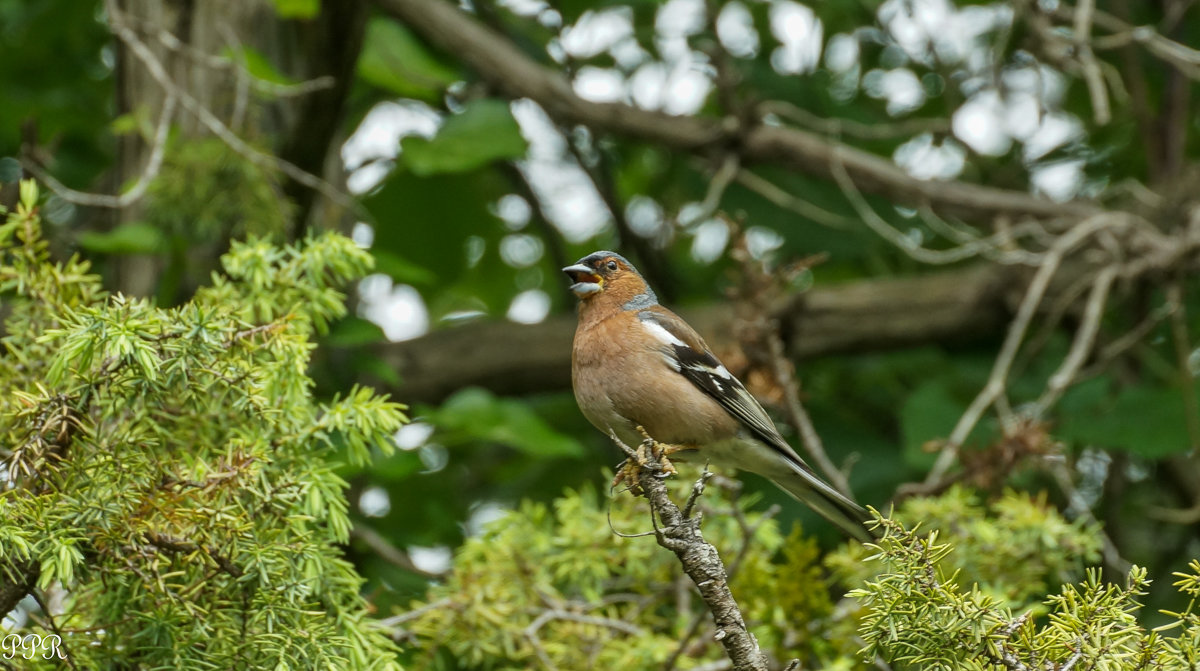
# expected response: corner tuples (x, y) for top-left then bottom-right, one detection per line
(563, 250), (873, 542)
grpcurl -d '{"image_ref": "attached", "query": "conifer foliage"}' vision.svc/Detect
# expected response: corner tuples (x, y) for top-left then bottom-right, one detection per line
(0, 181), (406, 669)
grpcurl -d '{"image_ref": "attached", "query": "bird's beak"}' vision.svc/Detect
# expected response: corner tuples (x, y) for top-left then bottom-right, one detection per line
(562, 264), (603, 297)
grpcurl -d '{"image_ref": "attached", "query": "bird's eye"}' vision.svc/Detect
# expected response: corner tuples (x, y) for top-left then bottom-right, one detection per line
(606, 260), (618, 271)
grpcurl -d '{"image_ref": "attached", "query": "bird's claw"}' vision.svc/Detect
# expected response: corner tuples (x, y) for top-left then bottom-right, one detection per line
(635, 426), (678, 476)
(613, 428), (681, 493)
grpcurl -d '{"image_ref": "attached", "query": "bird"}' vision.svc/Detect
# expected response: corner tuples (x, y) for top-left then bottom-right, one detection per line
(563, 250), (873, 542)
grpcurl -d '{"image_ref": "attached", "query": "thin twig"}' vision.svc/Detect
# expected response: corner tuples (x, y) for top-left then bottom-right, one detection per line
(1072, 0), (1112, 124)
(104, 0), (360, 214)
(378, 597), (454, 630)
(734, 169), (851, 229)
(682, 154), (740, 227)
(762, 101), (952, 140)
(1166, 279), (1200, 450)
(1032, 266), (1118, 414)
(923, 214), (1132, 486)
(123, 12), (336, 98)
(28, 590), (78, 671)
(350, 525), (446, 581)
(766, 327), (853, 497)
(524, 608), (645, 638)
(830, 152), (1043, 266)
(22, 94), (177, 209)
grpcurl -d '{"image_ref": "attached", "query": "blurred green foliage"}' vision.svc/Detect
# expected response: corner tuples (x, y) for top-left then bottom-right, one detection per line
(3, 0), (1200, 668)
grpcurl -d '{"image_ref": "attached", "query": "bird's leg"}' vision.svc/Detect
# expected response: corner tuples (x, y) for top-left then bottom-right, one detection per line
(635, 426), (679, 476)
(611, 427), (683, 492)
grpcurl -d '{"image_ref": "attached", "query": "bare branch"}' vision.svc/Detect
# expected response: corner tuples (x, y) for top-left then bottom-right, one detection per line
(349, 524), (446, 581)
(762, 100), (952, 140)
(1055, 3), (1200, 80)
(1166, 280), (1200, 450)
(104, 0), (360, 214)
(1032, 265), (1118, 414)
(375, 0), (1101, 223)
(830, 154), (1043, 266)
(924, 214), (1134, 485)
(608, 431), (769, 671)
(22, 94), (177, 209)
(732, 169), (852, 230)
(1072, 0), (1113, 124)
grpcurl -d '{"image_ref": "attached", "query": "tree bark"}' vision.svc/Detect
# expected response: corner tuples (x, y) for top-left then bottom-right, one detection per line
(110, 0), (367, 296)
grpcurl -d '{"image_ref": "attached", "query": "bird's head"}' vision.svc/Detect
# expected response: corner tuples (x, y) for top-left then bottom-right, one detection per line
(562, 251), (656, 309)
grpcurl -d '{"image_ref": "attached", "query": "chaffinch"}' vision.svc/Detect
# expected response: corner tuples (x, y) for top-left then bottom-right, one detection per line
(563, 251), (872, 542)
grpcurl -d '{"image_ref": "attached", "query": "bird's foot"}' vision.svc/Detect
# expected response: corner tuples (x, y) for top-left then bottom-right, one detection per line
(612, 458), (644, 494)
(635, 426), (679, 476)
(611, 428), (681, 494)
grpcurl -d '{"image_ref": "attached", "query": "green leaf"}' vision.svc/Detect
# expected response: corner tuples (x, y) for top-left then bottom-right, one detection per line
(400, 99), (529, 176)
(1058, 379), (1199, 458)
(323, 316), (386, 347)
(357, 18), (459, 100)
(78, 222), (164, 254)
(223, 46), (297, 86)
(426, 387), (585, 458)
(269, 0), (320, 19)
(899, 381), (963, 468)
(371, 249), (438, 285)
(364, 168), (510, 296)
(43, 194), (76, 226)
(0, 157), (21, 183)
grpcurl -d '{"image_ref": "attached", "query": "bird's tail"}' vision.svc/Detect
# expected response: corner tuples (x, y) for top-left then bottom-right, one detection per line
(771, 463), (876, 543)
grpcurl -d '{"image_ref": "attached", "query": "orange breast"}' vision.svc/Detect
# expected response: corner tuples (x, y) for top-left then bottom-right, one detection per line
(571, 317), (739, 447)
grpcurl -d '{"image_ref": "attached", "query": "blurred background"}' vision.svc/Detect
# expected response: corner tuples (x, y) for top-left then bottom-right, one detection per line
(3, 0), (1200, 654)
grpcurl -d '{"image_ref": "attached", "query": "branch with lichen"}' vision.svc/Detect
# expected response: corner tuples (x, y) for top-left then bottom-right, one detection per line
(608, 429), (772, 671)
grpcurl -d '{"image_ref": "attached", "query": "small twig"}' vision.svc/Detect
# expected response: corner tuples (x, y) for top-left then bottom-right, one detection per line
(830, 152), (1043, 266)
(105, 0), (360, 214)
(378, 597), (453, 631)
(922, 214), (1132, 486)
(682, 154), (740, 228)
(1048, 461), (1132, 574)
(682, 467), (715, 519)
(1166, 279), (1200, 450)
(1059, 640), (1086, 671)
(350, 524), (445, 581)
(765, 326), (853, 497)
(218, 23), (250, 131)
(1072, 0), (1112, 124)
(733, 169), (851, 230)
(1054, 3), (1200, 80)
(22, 93), (177, 209)
(122, 12), (336, 98)
(1032, 266), (1118, 415)
(762, 101), (952, 140)
(142, 531), (244, 578)
(524, 608), (645, 638)
(29, 590), (78, 671)
(608, 432), (769, 671)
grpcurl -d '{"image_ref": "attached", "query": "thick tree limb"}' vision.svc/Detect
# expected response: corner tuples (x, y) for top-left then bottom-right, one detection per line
(374, 0), (1101, 223)
(369, 265), (1010, 404)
